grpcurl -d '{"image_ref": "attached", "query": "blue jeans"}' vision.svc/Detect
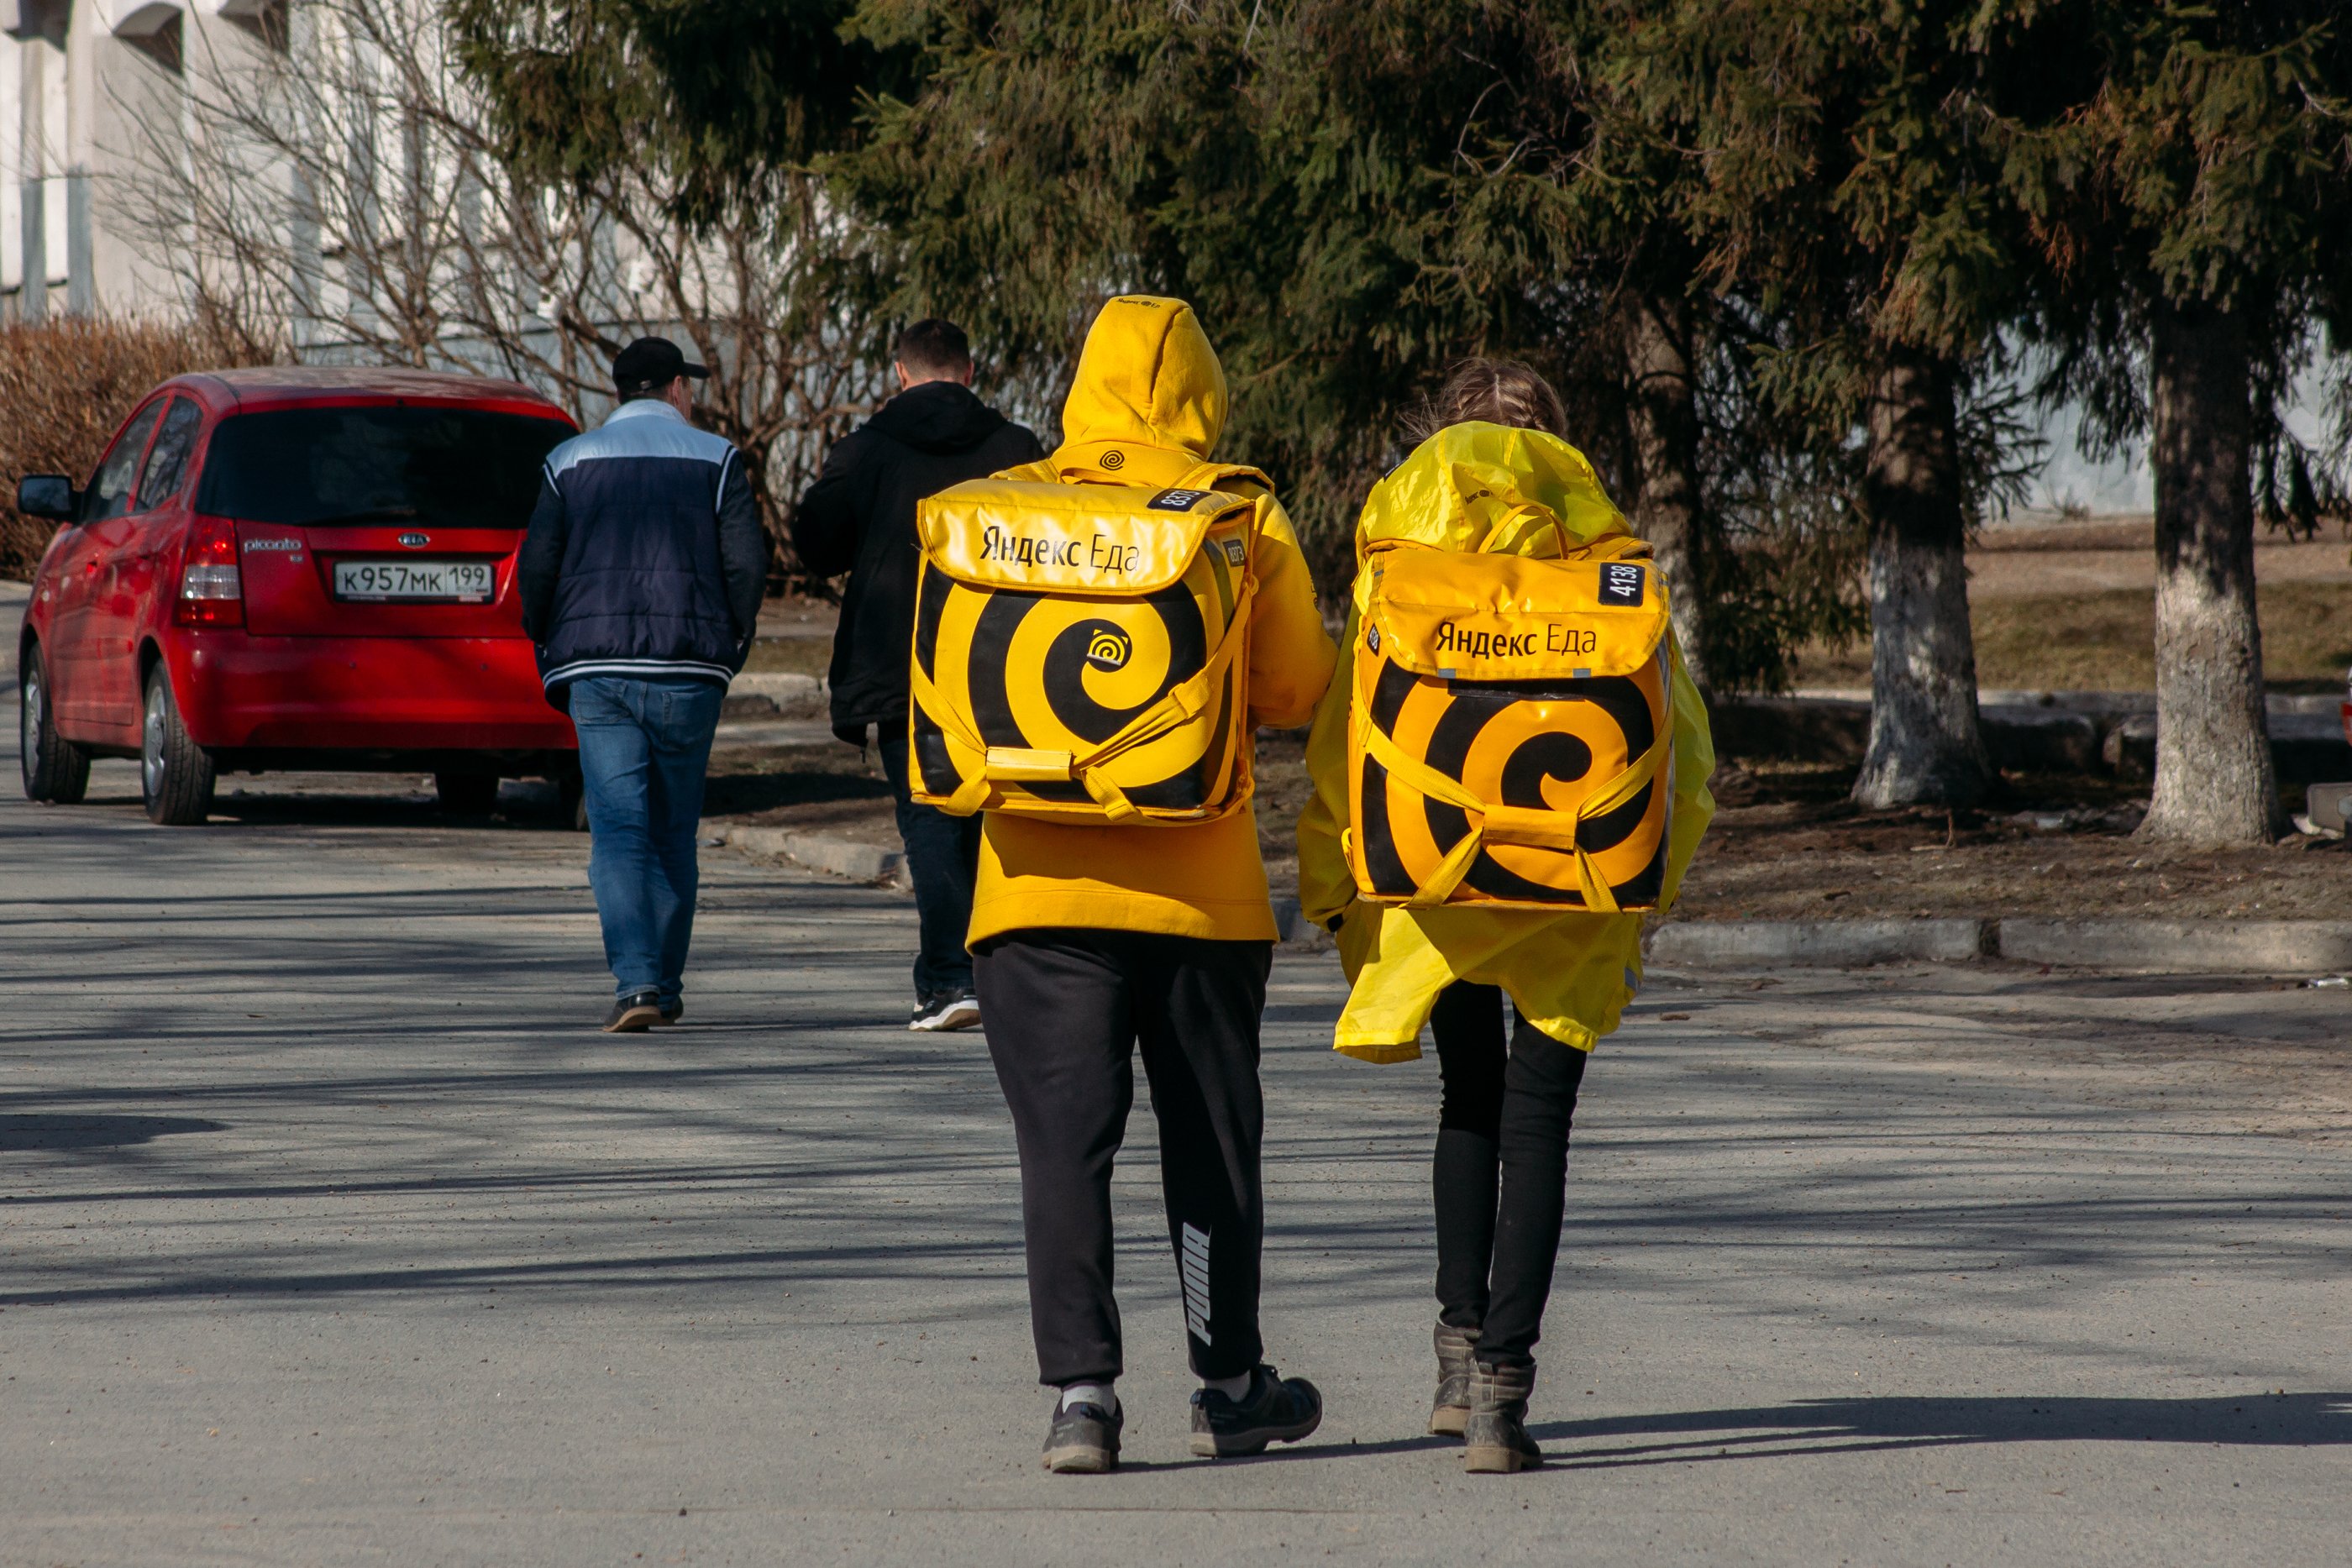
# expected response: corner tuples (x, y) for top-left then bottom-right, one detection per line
(569, 675), (725, 1001)
(876, 717), (982, 1000)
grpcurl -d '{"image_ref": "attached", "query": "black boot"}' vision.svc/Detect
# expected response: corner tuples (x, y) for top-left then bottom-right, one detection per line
(1429, 1321), (1478, 1437)
(1462, 1359), (1541, 1473)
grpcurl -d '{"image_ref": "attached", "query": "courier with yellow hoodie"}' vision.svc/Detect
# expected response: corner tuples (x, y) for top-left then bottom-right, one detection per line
(961, 297), (1336, 1473)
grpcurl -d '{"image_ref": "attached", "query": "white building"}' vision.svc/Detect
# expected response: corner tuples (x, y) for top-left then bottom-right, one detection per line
(3, 0), (283, 319)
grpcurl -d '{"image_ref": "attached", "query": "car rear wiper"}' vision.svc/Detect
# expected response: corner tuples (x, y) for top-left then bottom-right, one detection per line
(296, 507), (422, 527)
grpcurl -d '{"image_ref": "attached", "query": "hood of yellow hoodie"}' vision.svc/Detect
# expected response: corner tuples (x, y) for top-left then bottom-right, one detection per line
(1049, 296), (1228, 486)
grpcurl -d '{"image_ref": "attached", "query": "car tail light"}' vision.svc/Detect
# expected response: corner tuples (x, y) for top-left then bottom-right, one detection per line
(175, 514), (244, 627)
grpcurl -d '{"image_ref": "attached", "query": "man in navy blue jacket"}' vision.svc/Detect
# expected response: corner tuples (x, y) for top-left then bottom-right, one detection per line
(520, 338), (767, 1030)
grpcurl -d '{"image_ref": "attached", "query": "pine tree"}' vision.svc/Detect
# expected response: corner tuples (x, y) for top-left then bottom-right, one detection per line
(1607, 0), (2092, 810)
(2005, 3), (2352, 844)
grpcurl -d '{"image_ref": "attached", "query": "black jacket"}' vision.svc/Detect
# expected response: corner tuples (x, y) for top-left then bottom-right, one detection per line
(518, 399), (767, 708)
(794, 380), (1043, 737)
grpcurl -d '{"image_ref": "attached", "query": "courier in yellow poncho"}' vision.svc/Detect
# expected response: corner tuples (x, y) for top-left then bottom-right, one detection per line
(1294, 359), (1714, 1473)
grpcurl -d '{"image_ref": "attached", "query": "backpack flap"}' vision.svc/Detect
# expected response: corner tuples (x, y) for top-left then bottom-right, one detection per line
(916, 478), (1238, 593)
(1364, 548), (1667, 683)
(1348, 544), (1675, 912)
(909, 479), (1263, 824)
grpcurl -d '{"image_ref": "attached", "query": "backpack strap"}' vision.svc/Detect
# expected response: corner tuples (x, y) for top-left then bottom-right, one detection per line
(1174, 459), (1275, 497)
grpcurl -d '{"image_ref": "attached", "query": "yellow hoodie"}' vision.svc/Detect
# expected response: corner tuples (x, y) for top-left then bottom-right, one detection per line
(966, 296), (1338, 946)
(1295, 422), (1717, 1059)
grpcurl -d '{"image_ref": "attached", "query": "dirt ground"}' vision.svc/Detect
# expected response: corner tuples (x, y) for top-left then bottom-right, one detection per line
(703, 736), (902, 849)
(1667, 760), (2352, 923)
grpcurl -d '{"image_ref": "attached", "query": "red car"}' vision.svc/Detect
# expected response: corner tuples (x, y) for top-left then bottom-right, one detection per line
(15, 368), (580, 824)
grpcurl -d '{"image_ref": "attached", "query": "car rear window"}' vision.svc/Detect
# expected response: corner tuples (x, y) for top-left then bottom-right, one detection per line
(195, 405), (573, 528)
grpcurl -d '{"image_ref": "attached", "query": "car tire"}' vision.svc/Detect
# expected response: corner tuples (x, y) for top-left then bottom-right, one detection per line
(557, 769), (588, 832)
(141, 664), (217, 826)
(19, 646), (92, 805)
(435, 771), (500, 815)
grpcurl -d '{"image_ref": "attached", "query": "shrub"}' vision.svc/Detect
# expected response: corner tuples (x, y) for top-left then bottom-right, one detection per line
(0, 317), (275, 580)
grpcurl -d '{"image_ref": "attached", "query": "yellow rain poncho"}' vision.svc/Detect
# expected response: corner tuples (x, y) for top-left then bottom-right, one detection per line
(1295, 422), (1716, 1060)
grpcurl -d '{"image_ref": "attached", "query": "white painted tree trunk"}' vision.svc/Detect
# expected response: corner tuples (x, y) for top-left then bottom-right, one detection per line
(1626, 293), (1709, 692)
(2138, 301), (2285, 845)
(1851, 348), (1991, 809)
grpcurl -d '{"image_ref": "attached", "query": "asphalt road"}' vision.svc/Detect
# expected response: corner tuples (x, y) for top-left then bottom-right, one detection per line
(3, 697), (2348, 1566)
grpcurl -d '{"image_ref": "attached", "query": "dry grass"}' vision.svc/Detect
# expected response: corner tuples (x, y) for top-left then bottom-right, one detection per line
(0, 317), (275, 579)
(1792, 581), (2352, 694)
(741, 635), (835, 677)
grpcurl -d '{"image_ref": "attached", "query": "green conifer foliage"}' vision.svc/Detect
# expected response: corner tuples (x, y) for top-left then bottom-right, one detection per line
(1604, 0), (2092, 808)
(2002, 3), (2352, 844)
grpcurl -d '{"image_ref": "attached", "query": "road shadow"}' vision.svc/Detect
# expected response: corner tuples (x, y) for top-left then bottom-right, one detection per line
(3, 1114), (229, 1151)
(1528, 1392), (2350, 1468)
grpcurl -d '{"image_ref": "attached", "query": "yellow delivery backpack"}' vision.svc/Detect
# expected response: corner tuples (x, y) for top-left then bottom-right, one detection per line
(906, 466), (1270, 824)
(1345, 511), (1677, 912)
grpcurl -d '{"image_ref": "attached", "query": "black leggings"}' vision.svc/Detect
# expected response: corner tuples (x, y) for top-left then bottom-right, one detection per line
(1429, 980), (1588, 1370)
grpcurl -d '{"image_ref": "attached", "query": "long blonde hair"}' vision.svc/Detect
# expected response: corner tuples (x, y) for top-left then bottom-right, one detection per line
(1404, 358), (1569, 443)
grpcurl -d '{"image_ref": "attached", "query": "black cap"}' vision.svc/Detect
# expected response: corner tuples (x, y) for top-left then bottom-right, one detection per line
(612, 337), (710, 396)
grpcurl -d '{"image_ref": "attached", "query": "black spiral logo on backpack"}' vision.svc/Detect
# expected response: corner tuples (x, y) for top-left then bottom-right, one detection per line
(912, 563), (1229, 810)
(1357, 657), (1667, 907)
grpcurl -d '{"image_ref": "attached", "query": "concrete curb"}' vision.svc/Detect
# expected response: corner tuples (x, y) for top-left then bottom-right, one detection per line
(2000, 919), (2352, 973)
(721, 825), (907, 889)
(1271, 899), (1336, 951)
(1648, 919), (1993, 968)
(1645, 917), (2352, 974)
(728, 671), (823, 701)
(1713, 691), (2352, 784)
(706, 831), (2351, 974)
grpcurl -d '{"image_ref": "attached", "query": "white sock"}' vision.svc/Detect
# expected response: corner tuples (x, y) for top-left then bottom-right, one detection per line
(1059, 1382), (1117, 1415)
(1202, 1371), (1252, 1402)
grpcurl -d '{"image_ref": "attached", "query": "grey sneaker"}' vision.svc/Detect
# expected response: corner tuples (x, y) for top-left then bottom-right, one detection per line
(1042, 1399), (1121, 1473)
(1189, 1365), (1322, 1458)
(910, 989), (980, 1032)
(602, 989), (663, 1033)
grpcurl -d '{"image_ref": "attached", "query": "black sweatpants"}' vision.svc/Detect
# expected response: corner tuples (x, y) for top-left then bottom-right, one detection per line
(1429, 980), (1588, 1370)
(973, 927), (1273, 1388)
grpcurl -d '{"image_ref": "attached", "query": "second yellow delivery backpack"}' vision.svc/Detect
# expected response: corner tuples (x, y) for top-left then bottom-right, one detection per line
(1345, 511), (1677, 913)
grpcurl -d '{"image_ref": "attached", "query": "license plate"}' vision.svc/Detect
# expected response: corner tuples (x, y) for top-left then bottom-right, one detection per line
(333, 559), (494, 601)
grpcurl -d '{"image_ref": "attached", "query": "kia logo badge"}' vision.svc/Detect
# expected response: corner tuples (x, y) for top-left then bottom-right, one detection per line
(396, 532), (429, 548)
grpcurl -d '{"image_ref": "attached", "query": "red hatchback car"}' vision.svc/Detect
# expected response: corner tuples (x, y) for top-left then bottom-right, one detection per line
(15, 368), (581, 823)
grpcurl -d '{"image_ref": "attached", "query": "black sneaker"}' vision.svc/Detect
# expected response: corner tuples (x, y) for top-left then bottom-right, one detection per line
(1042, 1398), (1121, 1474)
(655, 996), (683, 1026)
(602, 989), (663, 1033)
(1189, 1365), (1323, 1458)
(909, 989), (980, 1032)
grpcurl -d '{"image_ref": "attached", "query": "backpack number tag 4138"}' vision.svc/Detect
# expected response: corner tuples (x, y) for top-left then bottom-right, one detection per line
(1346, 546), (1675, 912)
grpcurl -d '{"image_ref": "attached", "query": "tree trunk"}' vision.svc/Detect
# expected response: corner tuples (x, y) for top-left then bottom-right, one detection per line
(2139, 300), (2284, 844)
(1851, 346), (1991, 810)
(1625, 292), (1709, 690)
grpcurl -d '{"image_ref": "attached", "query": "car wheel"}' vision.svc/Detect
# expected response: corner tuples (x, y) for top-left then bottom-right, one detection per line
(435, 771), (500, 815)
(19, 646), (92, 805)
(557, 769), (588, 832)
(141, 665), (217, 826)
